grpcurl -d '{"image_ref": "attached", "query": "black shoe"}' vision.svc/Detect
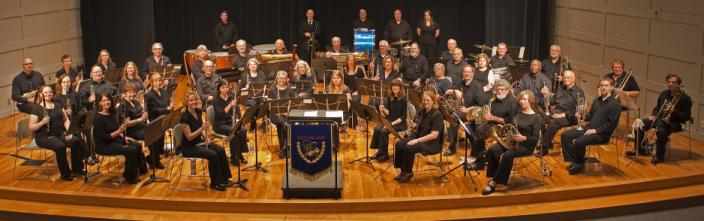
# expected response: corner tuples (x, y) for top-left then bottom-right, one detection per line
(376, 154), (389, 162)
(60, 176), (74, 181)
(239, 156), (248, 164)
(278, 149), (287, 159)
(651, 157), (663, 165)
(625, 149), (638, 157)
(393, 173), (404, 181)
(210, 184), (227, 191)
(481, 184), (496, 195)
(230, 160), (240, 166)
(71, 170), (86, 178)
(466, 161), (485, 170)
(126, 178), (141, 184)
(397, 173), (414, 183)
(567, 163), (585, 175)
(444, 147), (457, 155)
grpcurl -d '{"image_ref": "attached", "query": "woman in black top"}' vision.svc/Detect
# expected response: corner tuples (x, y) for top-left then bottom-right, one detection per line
(394, 90), (445, 183)
(375, 56), (401, 83)
(92, 93), (147, 184)
(239, 58), (268, 131)
(96, 49), (117, 73)
(371, 80), (407, 162)
(343, 55), (364, 128)
(118, 61), (145, 93)
(180, 92), (233, 191)
(29, 86), (85, 181)
(54, 74), (80, 120)
(119, 84), (148, 141)
(191, 45), (208, 80)
(269, 71), (298, 158)
(482, 90), (544, 195)
(292, 60), (316, 97)
(213, 80), (248, 165)
(416, 10), (440, 60)
(475, 53), (496, 93)
(144, 73), (175, 169)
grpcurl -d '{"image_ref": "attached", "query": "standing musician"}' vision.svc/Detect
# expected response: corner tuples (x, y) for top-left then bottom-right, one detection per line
(353, 8), (375, 30)
(95, 49), (117, 74)
(393, 90), (444, 183)
(326, 36), (349, 54)
(213, 10), (238, 52)
(384, 9), (413, 47)
(143, 43), (172, 80)
(445, 48), (467, 84)
(299, 9), (321, 63)
(213, 79), (249, 165)
(231, 40), (254, 73)
(539, 70), (584, 156)
(180, 92), (233, 191)
(439, 39), (458, 62)
(475, 53), (496, 93)
(515, 59), (552, 107)
(416, 10), (440, 60)
(118, 61), (145, 93)
(426, 63), (453, 96)
(79, 66), (117, 112)
(368, 40), (390, 75)
(120, 84), (148, 142)
(400, 42), (429, 88)
(541, 44), (571, 85)
(445, 65), (489, 155)
(270, 39), (290, 54)
(292, 60), (316, 97)
(191, 45), (209, 80)
(606, 58), (640, 100)
(144, 72), (175, 169)
(92, 93), (148, 184)
(343, 55), (364, 128)
(371, 79), (407, 162)
(29, 85), (85, 181)
(54, 75), (80, 120)
(490, 42), (516, 79)
(482, 90), (544, 195)
(561, 78), (621, 174)
(196, 60), (223, 108)
(12, 58), (46, 114)
(268, 71), (298, 158)
(468, 79), (519, 169)
(628, 74), (691, 164)
(55, 54), (79, 83)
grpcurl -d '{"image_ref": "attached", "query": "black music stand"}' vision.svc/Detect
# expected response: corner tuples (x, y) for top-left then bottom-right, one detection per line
(82, 110), (101, 183)
(439, 111), (479, 192)
(241, 104), (270, 173)
(311, 58), (336, 85)
(260, 62), (292, 81)
(348, 101), (383, 170)
(311, 94), (348, 111)
(224, 113), (251, 191)
(293, 80), (314, 96)
(235, 87), (252, 106)
(104, 69), (123, 86)
(141, 108), (179, 187)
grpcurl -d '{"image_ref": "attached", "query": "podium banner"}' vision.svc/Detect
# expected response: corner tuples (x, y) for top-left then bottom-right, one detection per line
(290, 124), (332, 175)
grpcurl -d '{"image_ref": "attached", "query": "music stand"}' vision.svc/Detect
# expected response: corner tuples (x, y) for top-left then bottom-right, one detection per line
(293, 80), (314, 95)
(260, 62), (292, 81)
(236, 87), (252, 106)
(438, 111), (479, 191)
(104, 69), (123, 85)
(348, 101), (382, 169)
(81, 110), (100, 183)
(311, 94), (348, 111)
(241, 104), (270, 173)
(141, 107), (182, 187)
(224, 111), (250, 191)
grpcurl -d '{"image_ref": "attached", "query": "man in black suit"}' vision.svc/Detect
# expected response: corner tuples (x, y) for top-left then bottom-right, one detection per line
(298, 9), (321, 63)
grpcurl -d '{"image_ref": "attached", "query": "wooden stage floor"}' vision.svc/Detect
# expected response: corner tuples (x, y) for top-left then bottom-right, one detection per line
(1, 77), (703, 220)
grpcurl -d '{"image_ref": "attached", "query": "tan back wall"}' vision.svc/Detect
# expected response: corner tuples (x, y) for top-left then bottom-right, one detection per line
(551, 0), (704, 140)
(0, 0), (82, 117)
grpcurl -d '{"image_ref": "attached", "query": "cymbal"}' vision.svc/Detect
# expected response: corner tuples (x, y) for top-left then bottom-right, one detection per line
(467, 53), (479, 59)
(474, 44), (491, 51)
(390, 39), (413, 46)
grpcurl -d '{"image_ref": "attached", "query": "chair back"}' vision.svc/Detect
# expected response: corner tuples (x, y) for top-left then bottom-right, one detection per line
(205, 106), (215, 125)
(16, 118), (32, 141)
(407, 103), (417, 122)
(172, 124), (183, 152)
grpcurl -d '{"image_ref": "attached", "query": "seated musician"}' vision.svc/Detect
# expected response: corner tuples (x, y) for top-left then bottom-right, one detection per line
(445, 65), (489, 155)
(213, 79), (249, 165)
(325, 70), (353, 125)
(144, 72), (176, 169)
(196, 60), (223, 108)
(561, 78), (621, 174)
(55, 54), (79, 83)
(393, 90), (444, 183)
(541, 44), (571, 85)
(426, 63), (452, 96)
(468, 79), (519, 169)
(400, 42), (429, 88)
(143, 42), (172, 80)
(628, 74), (691, 164)
(79, 66), (117, 112)
(232, 40), (254, 73)
(540, 70), (584, 156)
(270, 39), (290, 54)
(515, 59), (552, 107)
(475, 53), (496, 93)
(482, 90), (544, 195)
(489, 42), (516, 72)
(12, 58), (46, 114)
(605, 58), (640, 104)
(445, 48), (467, 84)
(439, 39), (458, 62)
(191, 44), (208, 80)
(368, 40), (391, 74)
(292, 60), (316, 97)
(119, 84), (148, 142)
(371, 79), (407, 162)
(29, 85), (85, 181)
(96, 49), (117, 74)
(375, 56), (401, 83)
(118, 61), (145, 93)
(268, 71), (298, 158)
(54, 74), (80, 120)
(326, 36), (350, 55)
(180, 92), (233, 191)
(239, 58), (267, 131)
(93, 93), (148, 184)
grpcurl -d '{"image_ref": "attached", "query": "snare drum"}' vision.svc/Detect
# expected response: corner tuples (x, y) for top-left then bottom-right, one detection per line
(211, 52), (235, 69)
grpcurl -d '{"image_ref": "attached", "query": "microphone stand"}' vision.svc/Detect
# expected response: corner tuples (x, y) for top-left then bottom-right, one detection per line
(439, 111), (478, 192)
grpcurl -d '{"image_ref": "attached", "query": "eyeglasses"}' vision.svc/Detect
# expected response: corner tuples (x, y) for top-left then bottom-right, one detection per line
(23, 63), (33, 65)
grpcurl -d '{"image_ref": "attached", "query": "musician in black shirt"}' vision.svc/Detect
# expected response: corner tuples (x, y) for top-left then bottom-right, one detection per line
(12, 58), (46, 114)
(375, 56), (401, 83)
(92, 93), (148, 184)
(196, 60), (223, 107)
(78, 66), (117, 112)
(445, 48), (467, 84)
(475, 53), (496, 93)
(144, 73), (175, 169)
(143, 43), (172, 80)
(426, 63), (452, 96)
(269, 71), (298, 158)
(400, 42), (429, 88)
(394, 90), (444, 183)
(371, 80), (407, 162)
(95, 50), (117, 74)
(292, 60), (317, 97)
(54, 75), (79, 120)
(490, 43), (516, 77)
(384, 9), (412, 43)
(515, 59), (552, 107)
(118, 61), (145, 93)
(120, 84), (148, 141)
(605, 58), (640, 100)
(271, 39), (290, 54)
(445, 66), (489, 155)
(353, 8), (374, 30)
(213, 80), (249, 165)
(214, 10), (238, 51)
(540, 70), (584, 156)
(368, 40), (391, 75)
(231, 40), (254, 73)
(180, 92), (233, 191)
(541, 45), (571, 85)
(561, 78), (621, 174)
(29, 86), (85, 181)
(299, 9), (321, 63)
(439, 39), (457, 62)
(55, 54), (79, 83)
(628, 74), (692, 164)
(468, 79), (519, 169)
(482, 90), (544, 195)
(416, 10), (440, 60)
(326, 36), (349, 54)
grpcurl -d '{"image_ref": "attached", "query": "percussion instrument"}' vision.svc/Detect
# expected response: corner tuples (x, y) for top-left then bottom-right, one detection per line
(211, 52), (235, 69)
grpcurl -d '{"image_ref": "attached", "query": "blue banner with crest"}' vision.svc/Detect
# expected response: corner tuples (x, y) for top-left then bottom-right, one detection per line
(290, 124), (332, 175)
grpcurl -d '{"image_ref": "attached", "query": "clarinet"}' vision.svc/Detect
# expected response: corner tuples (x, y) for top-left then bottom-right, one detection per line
(90, 83), (96, 109)
(203, 99), (211, 149)
(42, 93), (50, 134)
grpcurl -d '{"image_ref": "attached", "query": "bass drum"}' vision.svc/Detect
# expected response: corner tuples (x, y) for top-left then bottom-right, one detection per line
(183, 49), (197, 74)
(211, 52), (235, 69)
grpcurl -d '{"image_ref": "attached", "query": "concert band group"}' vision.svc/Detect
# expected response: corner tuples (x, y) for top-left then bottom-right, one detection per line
(11, 8), (692, 195)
